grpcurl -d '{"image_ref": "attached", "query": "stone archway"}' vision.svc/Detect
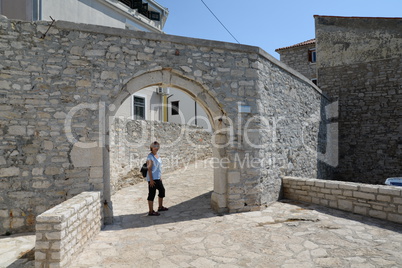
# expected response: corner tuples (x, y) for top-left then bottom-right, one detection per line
(0, 16), (327, 234)
(104, 69), (231, 222)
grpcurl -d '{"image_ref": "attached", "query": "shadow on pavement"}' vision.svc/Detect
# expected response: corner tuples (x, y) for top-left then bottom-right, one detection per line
(106, 191), (219, 231)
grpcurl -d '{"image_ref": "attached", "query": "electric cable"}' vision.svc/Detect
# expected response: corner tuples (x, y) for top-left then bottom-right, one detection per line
(200, 0), (240, 44)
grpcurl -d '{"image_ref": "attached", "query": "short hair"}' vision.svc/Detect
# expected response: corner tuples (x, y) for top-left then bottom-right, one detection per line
(150, 141), (160, 151)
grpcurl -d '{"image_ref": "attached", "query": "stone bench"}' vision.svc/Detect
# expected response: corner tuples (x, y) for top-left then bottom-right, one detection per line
(282, 177), (402, 224)
(35, 192), (102, 268)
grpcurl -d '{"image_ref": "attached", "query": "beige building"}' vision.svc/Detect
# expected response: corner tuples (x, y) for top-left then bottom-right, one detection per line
(275, 39), (317, 84)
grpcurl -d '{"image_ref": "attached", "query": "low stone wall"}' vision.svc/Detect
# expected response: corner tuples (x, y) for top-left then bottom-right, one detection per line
(35, 192), (102, 268)
(282, 177), (402, 224)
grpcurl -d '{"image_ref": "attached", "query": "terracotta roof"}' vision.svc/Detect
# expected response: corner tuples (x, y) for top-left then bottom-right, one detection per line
(313, 15), (402, 20)
(275, 38), (316, 52)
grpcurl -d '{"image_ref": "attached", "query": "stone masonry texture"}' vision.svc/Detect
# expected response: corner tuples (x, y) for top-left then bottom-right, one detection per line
(276, 42), (317, 81)
(110, 118), (213, 194)
(35, 191), (102, 268)
(315, 16), (402, 183)
(283, 176), (402, 225)
(0, 15), (327, 234)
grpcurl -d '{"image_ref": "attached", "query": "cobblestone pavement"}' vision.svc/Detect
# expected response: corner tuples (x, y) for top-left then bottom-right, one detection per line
(2, 159), (402, 267)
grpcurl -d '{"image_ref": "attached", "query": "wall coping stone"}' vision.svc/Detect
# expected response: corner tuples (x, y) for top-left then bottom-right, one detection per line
(282, 176), (402, 224)
(35, 191), (102, 268)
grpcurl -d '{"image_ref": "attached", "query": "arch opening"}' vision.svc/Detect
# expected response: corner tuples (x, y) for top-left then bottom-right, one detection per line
(103, 70), (230, 223)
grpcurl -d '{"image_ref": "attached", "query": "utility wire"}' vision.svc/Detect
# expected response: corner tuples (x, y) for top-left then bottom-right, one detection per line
(200, 0), (240, 44)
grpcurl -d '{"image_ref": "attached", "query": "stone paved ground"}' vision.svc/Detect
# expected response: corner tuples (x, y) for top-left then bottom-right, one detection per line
(2, 159), (402, 267)
(70, 159), (402, 268)
(0, 233), (35, 267)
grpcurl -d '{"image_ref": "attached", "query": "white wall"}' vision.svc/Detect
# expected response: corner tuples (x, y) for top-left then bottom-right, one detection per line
(41, 0), (163, 32)
(1, 0), (166, 32)
(114, 87), (211, 130)
(114, 86), (162, 121)
(168, 88), (210, 130)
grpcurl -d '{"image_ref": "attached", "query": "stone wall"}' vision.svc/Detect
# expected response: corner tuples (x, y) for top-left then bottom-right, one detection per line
(283, 176), (402, 224)
(0, 15), (326, 234)
(110, 118), (212, 194)
(35, 191), (102, 268)
(251, 51), (331, 207)
(276, 43), (317, 81)
(315, 16), (402, 183)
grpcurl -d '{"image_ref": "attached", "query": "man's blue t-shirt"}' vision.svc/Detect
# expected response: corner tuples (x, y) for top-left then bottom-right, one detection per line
(146, 153), (162, 182)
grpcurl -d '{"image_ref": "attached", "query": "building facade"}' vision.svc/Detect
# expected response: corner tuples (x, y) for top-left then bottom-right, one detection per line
(314, 15), (401, 184)
(277, 16), (402, 184)
(114, 86), (210, 130)
(0, 0), (168, 33)
(275, 39), (317, 84)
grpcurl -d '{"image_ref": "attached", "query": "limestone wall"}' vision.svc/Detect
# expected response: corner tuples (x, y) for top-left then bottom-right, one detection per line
(0, 15), (326, 234)
(249, 51), (331, 208)
(283, 177), (402, 224)
(276, 44), (317, 81)
(35, 191), (102, 268)
(110, 118), (212, 194)
(315, 16), (402, 183)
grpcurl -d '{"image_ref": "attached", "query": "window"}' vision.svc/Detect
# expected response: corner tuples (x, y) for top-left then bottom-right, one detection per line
(308, 48), (316, 63)
(133, 96), (145, 120)
(149, 11), (161, 21)
(171, 101), (179, 115)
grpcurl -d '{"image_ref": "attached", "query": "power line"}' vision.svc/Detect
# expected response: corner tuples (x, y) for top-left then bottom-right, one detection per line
(200, 0), (240, 44)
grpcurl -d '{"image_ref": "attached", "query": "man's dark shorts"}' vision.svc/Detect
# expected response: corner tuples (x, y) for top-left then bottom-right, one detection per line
(147, 180), (165, 201)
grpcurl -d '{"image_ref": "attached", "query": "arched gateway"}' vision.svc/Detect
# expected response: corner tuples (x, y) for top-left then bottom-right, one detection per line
(0, 17), (329, 233)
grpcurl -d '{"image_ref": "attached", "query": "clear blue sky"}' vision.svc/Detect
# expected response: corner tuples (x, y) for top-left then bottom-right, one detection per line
(156, 0), (402, 59)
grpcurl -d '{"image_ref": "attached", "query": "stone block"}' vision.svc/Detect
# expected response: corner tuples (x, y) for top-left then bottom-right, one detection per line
(324, 182), (339, 189)
(45, 167), (62, 176)
(90, 167), (103, 178)
(369, 210), (387, 220)
(353, 191), (375, 200)
(354, 206), (368, 215)
(0, 156), (6, 165)
(46, 231), (61, 240)
(227, 171), (240, 184)
(388, 213), (402, 224)
(70, 146), (103, 168)
(35, 241), (50, 250)
(0, 167), (20, 177)
(343, 190), (353, 197)
(394, 197), (402, 204)
(379, 188), (401, 196)
(359, 185), (379, 193)
(376, 195), (391, 202)
(35, 251), (46, 260)
(331, 189), (342, 195)
(338, 199), (353, 211)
